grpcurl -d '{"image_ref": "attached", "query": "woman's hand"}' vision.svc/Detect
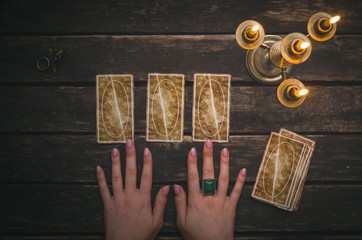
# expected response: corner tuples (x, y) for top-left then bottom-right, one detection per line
(96, 140), (170, 240)
(174, 140), (246, 240)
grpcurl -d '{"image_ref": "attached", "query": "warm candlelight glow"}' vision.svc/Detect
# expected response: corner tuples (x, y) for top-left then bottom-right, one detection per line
(300, 42), (310, 49)
(298, 89), (309, 96)
(251, 25), (259, 32)
(329, 15), (340, 24)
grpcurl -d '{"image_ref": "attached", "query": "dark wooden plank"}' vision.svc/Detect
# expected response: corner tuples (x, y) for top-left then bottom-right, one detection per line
(1, 184), (361, 233)
(0, 134), (361, 183)
(0, 35), (361, 83)
(0, 86), (361, 133)
(2, 235), (362, 240)
(0, 0), (360, 34)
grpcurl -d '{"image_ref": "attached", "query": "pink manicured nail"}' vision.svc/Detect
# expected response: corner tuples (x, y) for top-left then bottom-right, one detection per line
(174, 184), (181, 194)
(144, 147), (150, 157)
(190, 147), (196, 157)
(126, 139), (133, 149)
(206, 139), (213, 149)
(96, 166), (102, 174)
(222, 148), (228, 157)
(241, 168), (246, 176)
(163, 185), (170, 195)
(112, 148), (118, 157)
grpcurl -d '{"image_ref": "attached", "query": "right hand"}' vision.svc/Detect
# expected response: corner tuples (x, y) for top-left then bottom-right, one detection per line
(173, 140), (246, 240)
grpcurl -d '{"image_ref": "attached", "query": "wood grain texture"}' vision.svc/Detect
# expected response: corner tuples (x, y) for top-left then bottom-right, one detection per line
(0, 35), (361, 83)
(0, 86), (361, 133)
(0, 134), (360, 183)
(1, 184), (361, 233)
(2, 235), (362, 240)
(0, 0), (360, 34)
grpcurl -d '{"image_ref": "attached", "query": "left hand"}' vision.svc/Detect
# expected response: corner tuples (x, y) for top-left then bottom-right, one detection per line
(96, 140), (170, 240)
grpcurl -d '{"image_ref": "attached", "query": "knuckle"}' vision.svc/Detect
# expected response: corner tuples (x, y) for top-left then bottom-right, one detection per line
(141, 172), (152, 182)
(111, 156), (120, 163)
(219, 175), (229, 184)
(238, 176), (246, 184)
(126, 168), (137, 177)
(156, 196), (166, 207)
(188, 173), (199, 182)
(234, 187), (242, 195)
(143, 155), (152, 163)
(220, 156), (229, 165)
(112, 175), (122, 182)
(126, 148), (136, 156)
(203, 150), (213, 157)
(175, 197), (185, 207)
(203, 168), (214, 177)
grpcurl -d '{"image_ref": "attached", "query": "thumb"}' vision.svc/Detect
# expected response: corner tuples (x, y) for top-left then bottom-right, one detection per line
(174, 184), (187, 229)
(153, 185), (170, 230)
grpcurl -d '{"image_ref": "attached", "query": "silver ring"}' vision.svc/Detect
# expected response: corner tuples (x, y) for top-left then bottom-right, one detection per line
(37, 57), (50, 71)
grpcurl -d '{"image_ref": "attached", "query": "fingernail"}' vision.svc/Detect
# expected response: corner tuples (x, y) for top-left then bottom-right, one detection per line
(206, 139), (213, 149)
(222, 148), (228, 157)
(144, 147), (150, 157)
(96, 166), (102, 175)
(112, 148), (118, 157)
(126, 139), (133, 149)
(163, 185), (170, 195)
(190, 147), (196, 157)
(241, 168), (246, 176)
(174, 184), (181, 195)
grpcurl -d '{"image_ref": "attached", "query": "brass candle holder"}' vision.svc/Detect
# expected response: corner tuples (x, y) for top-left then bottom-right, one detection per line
(235, 12), (340, 107)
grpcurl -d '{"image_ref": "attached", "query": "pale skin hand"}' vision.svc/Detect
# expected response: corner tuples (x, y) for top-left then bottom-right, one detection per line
(96, 139), (170, 240)
(174, 140), (247, 240)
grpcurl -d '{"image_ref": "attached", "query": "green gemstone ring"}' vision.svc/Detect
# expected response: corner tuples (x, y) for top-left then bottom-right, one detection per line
(202, 179), (216, 195)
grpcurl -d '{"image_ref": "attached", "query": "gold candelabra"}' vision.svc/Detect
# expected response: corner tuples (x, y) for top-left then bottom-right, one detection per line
(236, 12), (340, 107)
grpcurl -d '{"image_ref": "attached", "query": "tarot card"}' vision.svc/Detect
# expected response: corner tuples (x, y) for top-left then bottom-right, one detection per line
(96, 74), (134, 143)
(292, 147), (315, 210)
(280, 128), (315, 147)
(279, 129), (315, 210)
(192, 73), (231, 142)
(252, 132), (306, 209)
(146, 74), (185, 142)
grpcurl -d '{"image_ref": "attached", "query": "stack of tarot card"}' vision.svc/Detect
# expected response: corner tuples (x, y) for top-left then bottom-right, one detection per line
(251, 129), (315, 211)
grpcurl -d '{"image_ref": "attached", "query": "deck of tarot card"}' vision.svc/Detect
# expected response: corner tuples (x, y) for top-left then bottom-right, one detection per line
(251, 129), (315, 211)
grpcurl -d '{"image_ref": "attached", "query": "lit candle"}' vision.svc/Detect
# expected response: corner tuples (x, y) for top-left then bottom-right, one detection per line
(251, 25), (259, 33)
(329, 15), (341, 24)
(291, 39), (309, 54)
(288, 87), (309, 100)
(244, 25), (259, 41)
(319, 15), (340, 33)
(296, 88), (309, 97)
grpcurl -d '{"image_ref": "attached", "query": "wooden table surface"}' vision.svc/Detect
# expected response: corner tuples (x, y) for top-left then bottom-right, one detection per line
(1, 1), (362, 239)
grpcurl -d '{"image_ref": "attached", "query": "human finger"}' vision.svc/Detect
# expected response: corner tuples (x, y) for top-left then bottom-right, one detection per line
(96, 166), (111, 204)
(217, 148), (229, 196)
(229, 168), (246, 205)
(140, 147), (152, 194)
(174, 184), (187, 230)
(187, 147), (200, 195)
(111, 148), (123, 198)
(125, 139), (137, 192)
(202, 139), (214, 180)
(153, 185), (170, 231)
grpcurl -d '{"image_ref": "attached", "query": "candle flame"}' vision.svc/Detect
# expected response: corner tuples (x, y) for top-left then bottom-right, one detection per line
(298, 89), (309, 96)
(329, 15), (340, 24)
(251, 25), (259, 32)
(300, 41), (310, 49)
